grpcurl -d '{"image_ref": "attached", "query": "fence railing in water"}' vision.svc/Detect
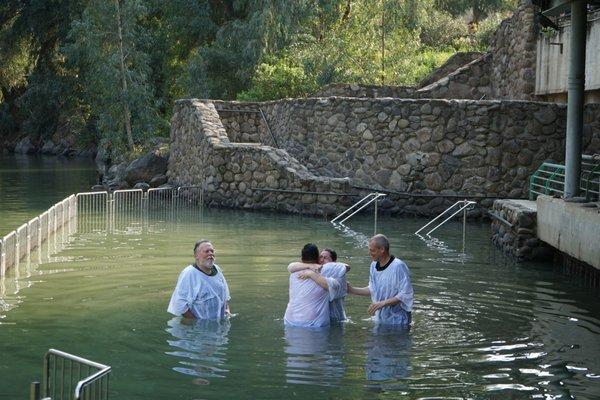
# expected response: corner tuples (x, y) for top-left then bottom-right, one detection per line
(0, 195), (77, 277)
(30, 349), (111, 400)
(0, 186), (202, 277)
(77, 186), (203, 234)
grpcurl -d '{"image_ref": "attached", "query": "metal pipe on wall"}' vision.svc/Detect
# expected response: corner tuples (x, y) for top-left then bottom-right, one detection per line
(564, 1), (588, 198)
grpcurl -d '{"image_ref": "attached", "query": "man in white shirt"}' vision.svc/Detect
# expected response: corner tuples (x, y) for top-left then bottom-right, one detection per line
(348, 234), (413, 327)
(168, 240), (231, 320)
(287, 248), (349, 322)
(284, 244), (340, 328)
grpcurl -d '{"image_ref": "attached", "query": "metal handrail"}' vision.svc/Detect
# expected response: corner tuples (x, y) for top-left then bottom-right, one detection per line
(583, 155), (600, 201)
(415, 200), (475, 236)
(529, 157), (599, 200)
(34, 349), (111, 400)
(331, 192), (386, 224)
(259, 107), (279, 148)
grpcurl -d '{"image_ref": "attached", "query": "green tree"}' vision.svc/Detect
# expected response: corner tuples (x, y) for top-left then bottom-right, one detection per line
(434, 0), (518, 24)
(64, 0), (164, 151)
(0, 0), (86, 139)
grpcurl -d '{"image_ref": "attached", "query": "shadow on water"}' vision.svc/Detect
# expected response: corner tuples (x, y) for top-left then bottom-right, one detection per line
(165, 317), (231, 384)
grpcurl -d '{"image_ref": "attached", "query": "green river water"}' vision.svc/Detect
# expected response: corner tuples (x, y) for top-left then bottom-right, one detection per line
(1, 154), (599, 399)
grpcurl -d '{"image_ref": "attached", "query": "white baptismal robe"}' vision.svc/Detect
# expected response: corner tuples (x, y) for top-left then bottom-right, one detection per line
(369, 257), (413, 326)
(321, 262), (348, 322)
(284, 271), (339, 328)
(168, 264), (230, 320)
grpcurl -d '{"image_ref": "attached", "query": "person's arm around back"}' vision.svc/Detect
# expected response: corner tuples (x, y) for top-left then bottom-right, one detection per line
(288, 262), (321, 273)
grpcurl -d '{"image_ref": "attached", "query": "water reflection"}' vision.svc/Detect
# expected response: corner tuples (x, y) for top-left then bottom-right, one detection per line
(165, 317), (230, 383)
(284, 324), (345, 387)
(366, 325), (412, 387)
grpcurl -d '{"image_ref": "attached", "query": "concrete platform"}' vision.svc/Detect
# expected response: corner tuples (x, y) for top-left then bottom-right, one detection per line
(537, 195), (600, 269)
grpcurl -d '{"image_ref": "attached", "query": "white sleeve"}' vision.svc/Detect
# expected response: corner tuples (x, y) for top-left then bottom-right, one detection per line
(325, 277), (341, 302)
(167, 269), (197, 316)
(393, 263), (414, 312)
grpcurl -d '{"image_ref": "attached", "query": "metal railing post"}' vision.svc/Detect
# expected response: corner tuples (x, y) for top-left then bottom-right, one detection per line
(0, 239), (5, 277)
(29, 382), (41, 400)
(374, 197), (379, 235)
(462, 200), (467, 253)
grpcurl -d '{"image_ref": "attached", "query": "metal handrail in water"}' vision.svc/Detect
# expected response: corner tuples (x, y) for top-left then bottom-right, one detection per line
(415, 200), (476, 236)
(331, 192), (386, 224)
(30, 349), (111, 400)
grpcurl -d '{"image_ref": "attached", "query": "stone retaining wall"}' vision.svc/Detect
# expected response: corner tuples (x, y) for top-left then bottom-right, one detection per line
(489, 3), (538, 100)
(214, 103), (266, 144)
(260, 98), (599, 215)
(491, 199), (553, 260)
(418, 52), (484, 88)
(416, 55), (492, 100)
(167, 99), (352, 216)
(169, 96), (600, 216)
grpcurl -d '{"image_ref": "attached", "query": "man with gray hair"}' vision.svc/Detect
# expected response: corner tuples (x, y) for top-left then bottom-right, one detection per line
(168, 240), (231, 319)
(348, 234), (413, 328)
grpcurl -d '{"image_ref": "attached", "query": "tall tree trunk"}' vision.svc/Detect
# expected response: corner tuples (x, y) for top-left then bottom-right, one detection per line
(341, 0), (352, 23)
(115, 0), (134, 150)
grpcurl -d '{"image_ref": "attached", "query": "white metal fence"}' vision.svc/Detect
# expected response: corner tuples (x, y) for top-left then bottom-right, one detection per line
(0, 186), (203, 277)
(1, 195), (76, 277)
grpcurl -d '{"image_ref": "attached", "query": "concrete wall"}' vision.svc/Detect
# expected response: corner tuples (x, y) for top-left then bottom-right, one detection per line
(537, 195), (600, 269)
(536, 9), (600, 98)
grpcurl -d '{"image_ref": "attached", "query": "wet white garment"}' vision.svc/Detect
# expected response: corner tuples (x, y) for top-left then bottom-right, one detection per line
(321, 262), (348, 322)
(167, 264), (230, 320)
(368, 257), (413, 326)
(284, 271), (339, 328)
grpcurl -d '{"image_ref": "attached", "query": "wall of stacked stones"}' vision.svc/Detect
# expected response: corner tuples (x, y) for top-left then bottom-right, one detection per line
(213, 102), (266, 144)
(259, 98), (600, 214)
(168, 99), (351, 216)
(491, 200), (554, 261)
(489, 3), (538, 100)
(416, 55), (492, 100)
(170, 97), (599, 216)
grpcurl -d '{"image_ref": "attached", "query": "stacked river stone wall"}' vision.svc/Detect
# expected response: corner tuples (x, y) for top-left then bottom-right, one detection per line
(488, 3), (538, 100)
(167, 99), (352, 216)
(491, 200), (554, 261)
(168, 97), (600, 216)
